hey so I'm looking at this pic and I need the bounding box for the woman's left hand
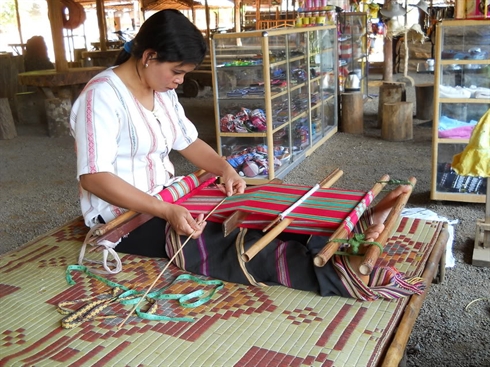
[219,169,246,196]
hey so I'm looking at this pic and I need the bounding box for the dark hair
[114,9,207,66]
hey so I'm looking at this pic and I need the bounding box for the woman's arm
[179,138,247,196]
[80,172,205,237]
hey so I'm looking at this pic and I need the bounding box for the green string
[64,264,224,323]
[377,179,414,191]
[332,233,383,256]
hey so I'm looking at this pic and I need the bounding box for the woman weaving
[71,9,420,301]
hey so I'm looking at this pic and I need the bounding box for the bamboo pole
[241,168,344,262]
[313,174,390,267]
[359,176,417,275]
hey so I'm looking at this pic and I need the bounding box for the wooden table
[82,49,121,67]
[17,67,104,137]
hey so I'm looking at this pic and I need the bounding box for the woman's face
[145,60,197,92]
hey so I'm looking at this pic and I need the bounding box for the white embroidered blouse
[70,68,198,227]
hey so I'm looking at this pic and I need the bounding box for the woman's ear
[142,50,157,65]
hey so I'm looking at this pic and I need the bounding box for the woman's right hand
[163,204,206,239]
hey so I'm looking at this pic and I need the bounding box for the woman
[71,9,246,254]
[71,10,421,301]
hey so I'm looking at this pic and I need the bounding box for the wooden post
[234,0,241,33]
[46,0,68,72]
[96,0,108,52]
[377,81,406,128]
[383,35,393,81]
[341,92,363,134]
[415,83,434,120]
[381,102,413,141]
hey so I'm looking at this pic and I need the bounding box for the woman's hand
[164,205,206,238]
[179,139,246,196]
[363,223,385,243]
[219,168,246,196]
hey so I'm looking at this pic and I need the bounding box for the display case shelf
[431,19,490,203]
[210,26,338,184]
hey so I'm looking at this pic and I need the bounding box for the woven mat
[0,217,444,367]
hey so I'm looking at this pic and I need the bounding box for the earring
[144,63,148,68]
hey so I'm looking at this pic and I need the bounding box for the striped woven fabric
[181,184,374,236]
[154,172,216,204]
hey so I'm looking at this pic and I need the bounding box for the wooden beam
[234,0,241,33]
[46,0,68,72]
[14,0,23,48]
[205,0,211,41]
[96,0,108,52]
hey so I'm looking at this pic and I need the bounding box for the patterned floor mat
[0,217,444,367]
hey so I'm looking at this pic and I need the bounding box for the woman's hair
[114,9,207,66]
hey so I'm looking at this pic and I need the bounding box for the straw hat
[410,0,429,15]
[380,0,407,18]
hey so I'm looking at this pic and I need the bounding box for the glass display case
[338,12,369,96]
[210,26,338,184]
[431,20,490,203]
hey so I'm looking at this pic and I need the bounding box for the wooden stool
[341,92,364,134]
[377,82,406,128]
[415,83,434,120]
[381,102,413,141]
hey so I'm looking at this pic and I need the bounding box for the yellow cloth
[452,108,490,177]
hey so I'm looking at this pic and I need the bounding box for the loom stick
[262,180,322,232]
[89,170,215,244]
[313,174,390,267]
[222,178,283,236]
[117,196,228,329]
[241,168,344,262]
[359,177,416,275]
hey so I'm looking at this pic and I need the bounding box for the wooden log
[44,98,71,137]
[377,81,406,128]
[381,102,413,142]
[0,98,17,140]
[341,92,363,134]
[415,83,434,120]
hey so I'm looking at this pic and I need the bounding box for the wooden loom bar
[241,168,344,262]
[381,223,449,367]
[313,174,390,267]
[359,177,417,275]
